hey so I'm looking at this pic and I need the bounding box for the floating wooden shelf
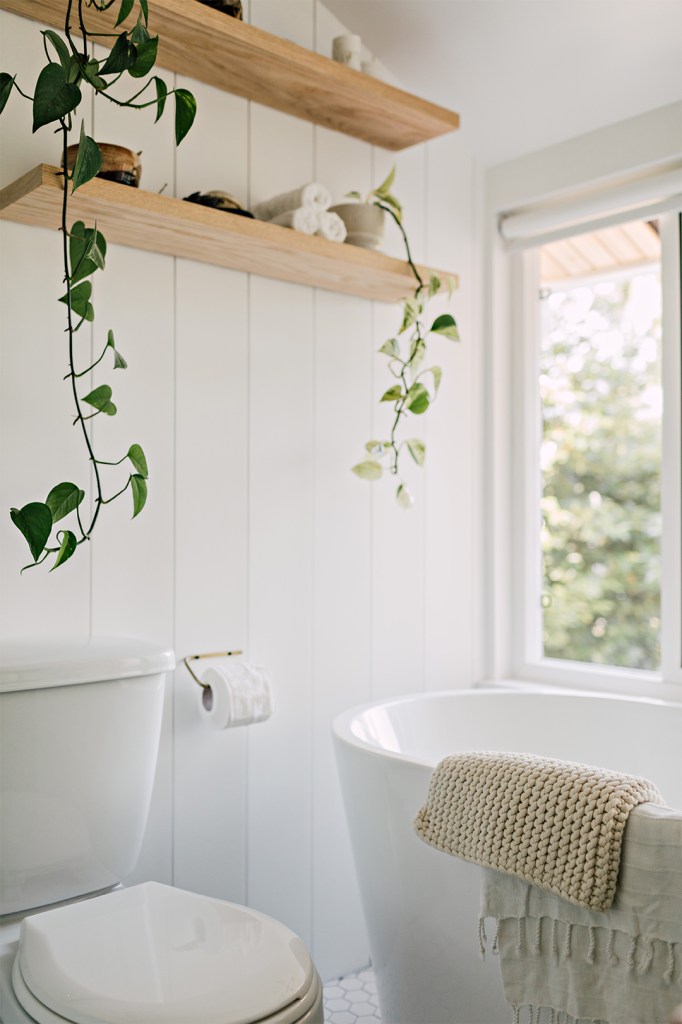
[0,0,460,151]
[0,166,456,303]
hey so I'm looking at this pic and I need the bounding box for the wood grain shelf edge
[0,166,458,303]
[0,0,460,151]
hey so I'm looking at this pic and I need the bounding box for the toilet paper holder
[183,650,243,689]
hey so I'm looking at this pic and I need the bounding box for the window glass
[539,220,662,669]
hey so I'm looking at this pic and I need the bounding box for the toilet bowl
[2,883,323,1024]
[10,884,323,1024]
[0,640,323,1024]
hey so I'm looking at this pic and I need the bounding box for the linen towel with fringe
[479,802,682,1024]
[413,750,663,910]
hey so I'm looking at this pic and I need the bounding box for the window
[503,202,681,692]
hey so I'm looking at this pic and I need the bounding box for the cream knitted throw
[413,751,663,911]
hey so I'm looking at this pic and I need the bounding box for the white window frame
[659,211,682,687]
[484,135,682,700]
[510,213,681,696]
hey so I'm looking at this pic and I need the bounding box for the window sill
[486,658,682,705]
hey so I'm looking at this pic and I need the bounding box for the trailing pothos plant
[350,168,459,508]
[0,0,196,571]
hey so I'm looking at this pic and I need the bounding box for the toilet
[0,638,323,1024]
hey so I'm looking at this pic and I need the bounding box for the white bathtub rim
[332,682,682,771]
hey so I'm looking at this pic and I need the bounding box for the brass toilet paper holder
[183,650,243,690]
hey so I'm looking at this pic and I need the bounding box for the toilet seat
[14,882,321,1024]
[13,957,74,1024]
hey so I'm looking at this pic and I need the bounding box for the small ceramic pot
[329,203,385,250]
[332,34,362,71]
[63,143,141,187]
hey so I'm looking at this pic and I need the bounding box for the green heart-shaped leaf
[404,382,430,415]
[430,313,460,341]
[10,502,52,561]
[70,222,107,284]
[71,122,102,192]
[428,274,441,298]
[129,35,158,78]
[174,88,196,145]
[431,366,443,393]
[99,33,135,75]
[379,337,400,358]
[405,438,426,466]
[115,0,135,27]
[127,443,148,478]
[130,12,150,45]
[130,474,147,517]
[45,482,84,523]
[396,483,414,509]
[65,56,81,84]
[59,280,94,321]
[380,385,403,403]
[352,460,383,481]
[51,530,78,571]
[32,62,81,132]
[83,384,117,415]
[373,166,395,198]
[81,59,106,91]
[107,329,127,369]
[153,75,167,123]
[41,30,71,73]
[0,73,14,116]
[399,297,420,334]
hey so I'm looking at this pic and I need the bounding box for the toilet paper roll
[198,663,273,730]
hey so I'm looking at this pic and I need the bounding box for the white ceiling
[322,0,682,166]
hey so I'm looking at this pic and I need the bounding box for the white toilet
[0,638,324,1024]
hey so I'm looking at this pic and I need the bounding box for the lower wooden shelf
[0,165,457,303]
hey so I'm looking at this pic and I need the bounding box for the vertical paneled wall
[0,1,480,979]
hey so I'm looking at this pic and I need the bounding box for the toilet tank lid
[0,637,175,692]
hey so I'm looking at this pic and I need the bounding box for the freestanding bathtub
[333,686,682,1024]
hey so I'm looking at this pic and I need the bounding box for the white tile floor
[323,966,382,1023]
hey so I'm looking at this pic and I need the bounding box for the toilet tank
[0,637,175,916]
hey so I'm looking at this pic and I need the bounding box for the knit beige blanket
[413,751,663,911]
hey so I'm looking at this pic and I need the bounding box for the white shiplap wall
[0,0,481,978]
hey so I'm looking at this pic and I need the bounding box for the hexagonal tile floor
[323,967,382,1023]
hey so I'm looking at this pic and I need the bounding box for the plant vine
[350,168,459,507]
[0,0,196,571]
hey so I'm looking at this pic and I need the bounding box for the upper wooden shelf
[0,0,460,151]
[0,166,456,303]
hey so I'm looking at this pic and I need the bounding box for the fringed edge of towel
[479,917,499,959]
[510,1009,609,1024]
[478,916,679,983]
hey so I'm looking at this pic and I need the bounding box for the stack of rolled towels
[252,183,347,243]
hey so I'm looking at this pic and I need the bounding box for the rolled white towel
[269,207,320,235]
[316,210,347,243]
[252,183,331,221]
